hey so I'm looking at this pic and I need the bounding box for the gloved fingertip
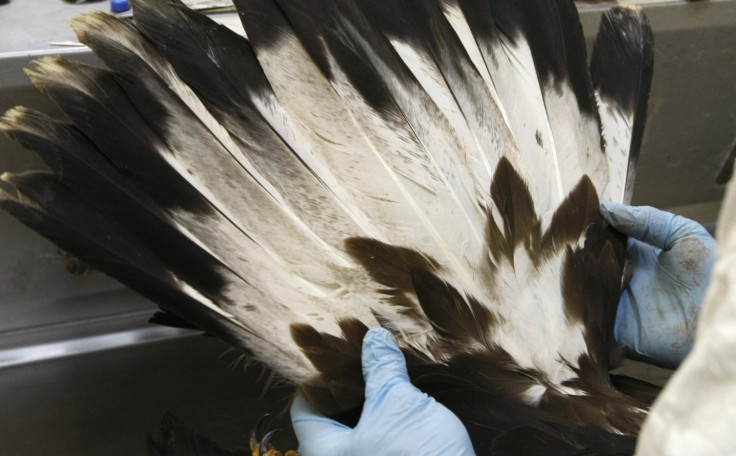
[600,201,635,229]
[361,328,410,399]
[362,328,405,371]
[600,200,624,215]
[363,327,395,346]
[602,204,682,249]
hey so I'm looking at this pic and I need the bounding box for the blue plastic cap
[111,0,131,13]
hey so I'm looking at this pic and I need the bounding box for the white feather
[596,94,633,203]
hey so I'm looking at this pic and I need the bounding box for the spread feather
[0,0,655,453]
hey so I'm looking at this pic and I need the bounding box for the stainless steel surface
[0,322,191,369]
[0,1,106,56]
[0,335,298,455]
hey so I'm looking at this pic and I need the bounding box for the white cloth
[636,168,736,455]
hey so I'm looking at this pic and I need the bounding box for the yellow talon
[249,415,298,456]
[252,442,299,456]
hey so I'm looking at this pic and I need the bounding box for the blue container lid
[110,0,131,13]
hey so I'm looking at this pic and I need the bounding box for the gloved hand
[600,202,717,369]
[290,327,475,456]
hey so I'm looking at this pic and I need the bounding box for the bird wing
[0,0,654,447]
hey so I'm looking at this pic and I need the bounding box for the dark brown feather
[489,157,541,266]
[290,319,368,414]
[411,269,498,347]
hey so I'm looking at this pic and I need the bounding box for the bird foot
[250,414,298,456]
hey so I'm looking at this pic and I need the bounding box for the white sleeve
[635,167,736,456]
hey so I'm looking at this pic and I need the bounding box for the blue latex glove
[600,202,716,369]
[291,328,475,456]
